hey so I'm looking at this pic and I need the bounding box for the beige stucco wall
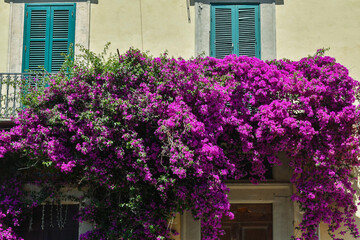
[320,222,359,240]
[169,213,181,240]
[276,0,360,81]
[90,0,195,59]
[0,2,9,72]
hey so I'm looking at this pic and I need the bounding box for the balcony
[0,73,49,121]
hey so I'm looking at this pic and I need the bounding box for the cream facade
[0,1,9,72]
[276,0,360,81]
[1,0,360,239]
[90,0,195,58]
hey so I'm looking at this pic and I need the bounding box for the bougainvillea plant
[0,47,359,240]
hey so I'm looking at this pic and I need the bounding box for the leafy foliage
[0,47,360,240]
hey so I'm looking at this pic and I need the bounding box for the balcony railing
[0,73,50,119]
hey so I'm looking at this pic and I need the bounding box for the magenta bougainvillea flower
[0,49,359,240]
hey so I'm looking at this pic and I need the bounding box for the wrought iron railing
[0,73,51,119]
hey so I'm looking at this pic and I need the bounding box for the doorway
[220,204,273,240]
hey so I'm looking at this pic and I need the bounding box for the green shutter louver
[29,10,47,39]
[212,7,233,59]
[210,5,260,59]
[238,7,259,58]
[50,8,75,72]
[23,4,76,73]
[25,8,49,72]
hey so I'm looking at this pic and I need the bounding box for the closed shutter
[210,5,260,59]
[211,6,233,59]
[238,6,260,58]
[50,7,75,72]
[23,7,50,72]
[23,4,76,73]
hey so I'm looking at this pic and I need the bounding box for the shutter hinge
[72,11,74,17]
[26,11,28,17]
[25,45,27,52]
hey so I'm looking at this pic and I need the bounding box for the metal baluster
[12,74,17,117]
[5,74,10,118]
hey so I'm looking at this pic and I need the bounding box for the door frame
[181,183,294,240]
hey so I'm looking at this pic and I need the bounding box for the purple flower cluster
[0,49,359,239]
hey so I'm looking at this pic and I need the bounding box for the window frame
[195,0,276,60]
[22,3,76,73]
[210,4,261,59]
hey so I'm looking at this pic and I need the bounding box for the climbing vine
[0,47,359,240]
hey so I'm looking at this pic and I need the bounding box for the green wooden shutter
[210,5,260,59]
[23,4,75,73]
[50,6,75,72]
[237,5,260,58]
[211,6,233,58]
[23,7,50,72]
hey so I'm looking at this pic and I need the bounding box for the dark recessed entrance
[19,204,79,240]
[220,203,273,240]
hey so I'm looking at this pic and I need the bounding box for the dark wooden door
[20,204,79,240]
[219,204,272,240]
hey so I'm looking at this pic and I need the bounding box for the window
[210,5,260,59]
[195,1,276,60]
[22,4,76,73]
